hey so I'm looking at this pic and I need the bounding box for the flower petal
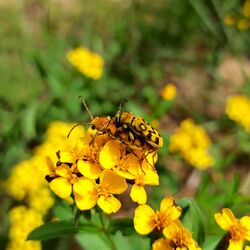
[100,169,128,194]
[240,216,250,241]
[50,177,72,199]
[97,195,121,214]
[228,239,243,250]
[59,151,75,163]
[55,164,71,178]
[99,140,121,169]
[142,169,159,185]
[152,238,172,250]
[160,196,174,211]
[77,159,102,179]
[214,208,236,231]
[130,184,147,204]
[73,178,97,210]
[134,204,155,235]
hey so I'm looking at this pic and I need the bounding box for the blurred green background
[1,0,250,249]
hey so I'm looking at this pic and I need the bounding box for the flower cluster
[134,196,201,250]
[224,0,250,30]
[226,95,250,132]
[160,83,177,101]
[169,119,214,169]
[214,208,250,250]
[4,121,83,250]
[44,116,160,214]
[6,206,43,250]
[66,47,104,80]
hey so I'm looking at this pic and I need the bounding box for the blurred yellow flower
[66,47,104,80]
[243,0,250,18]
[169,119,214,169]
[160,83,177,101]
[214,208,250,250]
[6,206,43,250]
[134,196,181,235]
[226,95,250,132]
[224,14,236,26]
[5,159,46,201]
[237,18,250,30]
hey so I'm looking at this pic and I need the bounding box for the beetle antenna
[118,99,128,113]
[67,122,90,138]
[79,96,94,121]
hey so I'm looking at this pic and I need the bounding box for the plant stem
[99,212,117,250]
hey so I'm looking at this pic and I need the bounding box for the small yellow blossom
[214,208,250,250]
[243,0,250,18]
[6,206,43,250]
[169,119,214,169]
[73,169,128,213]
[28,187,54,215]
[226,95,250,132]
[5,159,46,201]
[35,121,85,165]
[237,18,250,30]
[155,220,201,250]
[160,83,177,101]
[134,196,182,235]
[224,14,236,26]
[66,47,104,80]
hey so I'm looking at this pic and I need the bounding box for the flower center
[154,211,167,230]
[229,222,246,241]
[97,184,111,198]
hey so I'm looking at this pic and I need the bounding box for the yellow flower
[5,159,46,200]
[66,47,104,80]
[49,163,79,199]
[237,18,250,30]
[73,169,128,214]
[243,0,250,18]
[226,95,250,132]
[224,14,236,26]
[169,119,214,169]
[35,121,85,165]
[134,196,182,235]
[130,157,159,204]
[59,136,103,179]
[28,187,54,215]
[6,206,43,250]
[162,220,201,250]
[214,208,250,250]
[160,83,177,101]
[152,238,172,250]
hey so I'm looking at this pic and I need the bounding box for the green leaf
[53,202,74,221]
[27,221,79,241]
[178,198,205,246]
[107,218,135,236]
[112,231,150,250]
[76,233,111,250]
[27,220,100,241]
[203,234,225,250]
[188,0,219,39]
[21,102,38,140]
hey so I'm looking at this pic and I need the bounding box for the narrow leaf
[203,234,225,250]
[27,221,79,241]
[178,198,205,246]
[107,218,135,236]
